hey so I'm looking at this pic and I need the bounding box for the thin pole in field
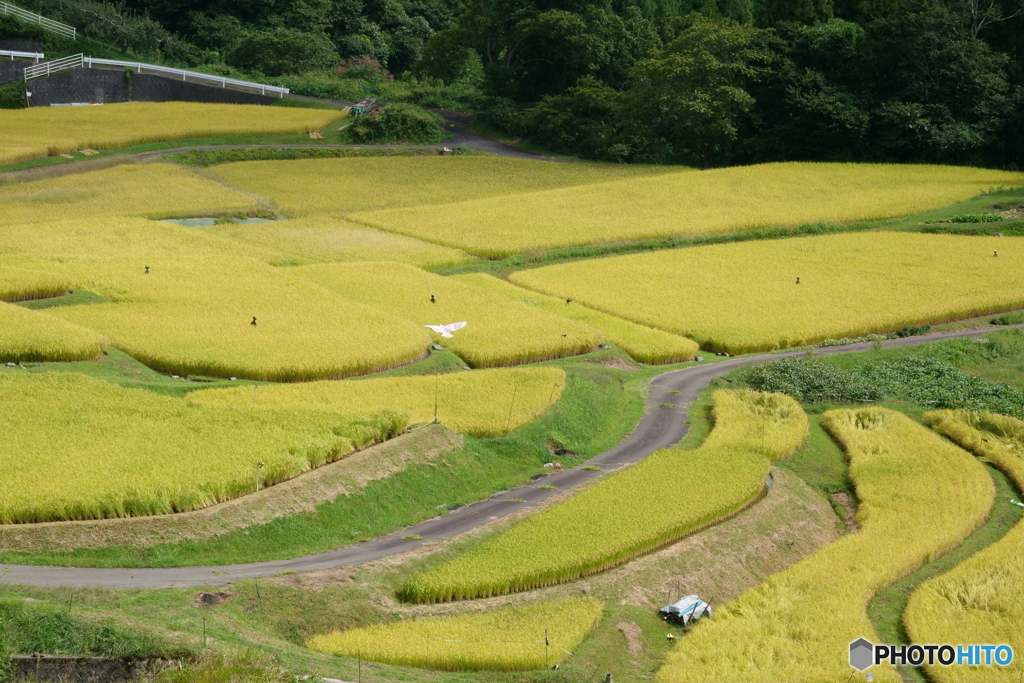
[434,371,439,423]
[549,382,560,407]
[545,629,549,669]
[505,384,519,433]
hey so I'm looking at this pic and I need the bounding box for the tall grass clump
[511,232,1024,354]
[451,274,698,364]
[190,367,565,437]
[307,598,602,671]
[400,390,806,603]
[904,410,1024,682]
[656,408,992,683]
[295,262,600,367]
[0,372,407,523]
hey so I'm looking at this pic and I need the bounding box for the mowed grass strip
[211,156,674,216]
[510,232,1024,354]
[0,265,70,302]
[906,410,1024,683]
[200,214,474,269]
[452,274,698,364]
[48,259,430,381]
[295,262,600,367]
[0,372,406,523]
[189,367,565,437]
[306,597,603,671]
[400,390,806,603]
[0,303,104,363]
[0,163,257,226]
[351,162,1023,256]
[657,408,993,683]
[0,102,343,164]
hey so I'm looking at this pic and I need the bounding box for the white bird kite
[425,322,467,338]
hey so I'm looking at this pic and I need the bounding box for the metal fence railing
[21,54,288,97]
[0,1,76,39]
[0,49,43,61]
[82,57,289,96]
[23,52,81,79]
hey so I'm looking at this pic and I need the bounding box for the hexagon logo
[850,638,874,671]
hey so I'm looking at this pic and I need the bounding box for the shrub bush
[992,311,1024,325]
[228,28,339,77]
[349,103,448,143]
[0,81,26,110]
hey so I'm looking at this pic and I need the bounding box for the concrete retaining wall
[28,67,275,106]
[0,38,44,53]
[0,59,27,86]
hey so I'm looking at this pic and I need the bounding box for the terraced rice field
[0,102,343,164]
[510,232,1024,353]
[657,408,993,683]
[400,390,806,603]
[189,367,565,437]
[0,303,104,363]
[452,274,698,364]
[0,163,257,226]
[0,372,406,523]
[46,259,430,381]
[0,265,70,302]
[295,262,600,367]
[351,163,1023,256]
[200,215,474,269]
[307,598,603,671]
[906,410,1024,682]
[211,156,673,216]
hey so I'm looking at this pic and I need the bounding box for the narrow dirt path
[1,324,1021,588]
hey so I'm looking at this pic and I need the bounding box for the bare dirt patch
[830,491,859,533]
[616,621,643,657]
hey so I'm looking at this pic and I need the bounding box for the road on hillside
[131,109,563,163]
[2,323,1019,589]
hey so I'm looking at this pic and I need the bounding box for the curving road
[1,324,1021,589]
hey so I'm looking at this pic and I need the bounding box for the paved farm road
[2,325,1020,589]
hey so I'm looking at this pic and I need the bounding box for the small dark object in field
[993,204,1003,210]
[251,316,257,326]
[430,294,436,303]
[198,592,231,605]
[995,250,999,256]
[144,265,149,274]
[566,298,572,304]
[716,351,730,357]
[796,276,801,284]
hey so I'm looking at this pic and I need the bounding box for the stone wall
[0,38,44,53]
[11,656,175,683]
[0,59,27,86]
[28,67,276,106]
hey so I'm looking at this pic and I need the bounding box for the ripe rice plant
[0,264,70,302]
[294,262,600,367]
[0,102,343,164]
[657,408,993,683]
[452,274,698,364]
[0,302,103,362]
[904,410,1024,682]
[212,156,673,217]
[0,163,258,226]
[399,390,807,603]
[306,597,603,671]
[48,258,430,381]
[510,232,1024,354]
[200,214,474,269]
[189,367,565,437]
[0,372,406,523]
[352,162,1023,256]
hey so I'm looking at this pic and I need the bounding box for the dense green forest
[6,0,1024,168]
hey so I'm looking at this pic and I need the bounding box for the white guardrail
[86,57,288,96]
[22,52,80,79]
[0,1,75,39]
[1,49,43,61]
[23,54,289,96]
